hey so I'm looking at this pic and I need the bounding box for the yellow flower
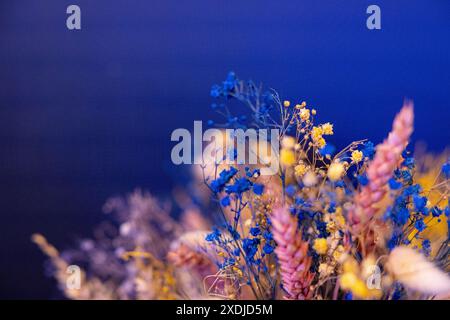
[340,272,358,290]
[316,137,326,148]
[311,126,323,140]
[327,162,345,181]
[283,100,290,107]
[326,221,337,233]
[313,238,328,255]
[299,108,310,121]
[280,149,296,166]
[351,150,363,163]
[343,258,359,274]
[294,163,308,177]
[333,245,345,261]
[334,212,346,227]
[351,278,370,299]
[321,123,334,135]
[340,272,370,299]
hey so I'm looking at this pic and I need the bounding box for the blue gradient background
[0,1,449,298]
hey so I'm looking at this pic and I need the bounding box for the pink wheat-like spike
[271,207,314,300]
[350,101,414,228]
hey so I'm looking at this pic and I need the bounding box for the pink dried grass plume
[271,207,314,300]
[350,101,414,228]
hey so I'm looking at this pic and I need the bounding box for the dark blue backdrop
[0,0,449,298]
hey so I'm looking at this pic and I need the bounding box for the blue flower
[253,183,264,195]
[402,157,415,169]
[404,184,421,196]
[413,195,427,212]
[328,202,336,213]
[225,177,252,195]
[242,238,260,263]
[344,292,353,300]
[414,219,426,232]
[335,180,345,188]
[285,185,296,197]
[263,243,274,254]
[210,84,221,98]
[210,167,238,193]
[263,231,273,241]
[206,227,221,242]
[422,239,431,256]
[250,227,261,236]
[362,141,375,159]
[220,196,231,207]
[442,161,450,178]
[358,174,369,186]
[395,208,410,225]
[431,207,442,217]
[401,170,413,184]
[226,224,241,240]
[295,196,305,206]
[388,178,402,190]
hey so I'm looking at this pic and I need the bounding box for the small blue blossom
[358,174,369,186]
[263,243,274,255]
[413,195,427,212]
[242,238,260,263]
[250,227,261,236]
[210,167,238,193]
[253,183,264,195]
[362,141,375,159]
[442,161,450,178]
[402,157,415,169]
[422,239,431,256]
[396,208,410,225]
[206,227,221,242]
[225,177,252,195]
[285,185,296,197]
[414,219,426,232]
[388,178,402,190]
[431,207,442,217]
[263,231,273,241]
[220,196,231,207]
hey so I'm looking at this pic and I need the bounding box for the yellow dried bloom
[340,272,357,289]
[316,137,326,148]
[343,258,359,274]
[321,123,334,135]
[333,245,345,261]
[340,272,370,299]
[294,163,308,177]
[351,150,363,163]
[280,149,296,166]
[327,162,345,181]
[283,100,290,107]
[313,238,328,255]
[299,108,310,121]
[311,126,323,141]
